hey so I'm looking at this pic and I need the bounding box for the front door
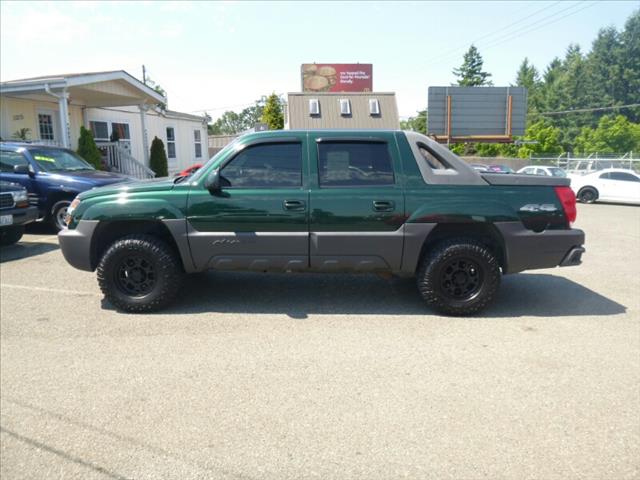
[307,133,405,272]
[186,138,309,272]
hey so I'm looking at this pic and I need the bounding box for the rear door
[186,137,310,272]
[307,133,405,272]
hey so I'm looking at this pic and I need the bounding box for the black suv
[0,181,38,245]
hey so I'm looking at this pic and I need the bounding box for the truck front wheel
[97,234,184,313]
[417,238,501,316]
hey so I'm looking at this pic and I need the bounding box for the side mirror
[14,164,34,177]
[204,169,221,193]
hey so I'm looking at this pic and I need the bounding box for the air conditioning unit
[369,98,380,115]
[339,99,351,116]
[309,99,320,116]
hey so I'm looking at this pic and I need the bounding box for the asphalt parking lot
[1,203,639,480]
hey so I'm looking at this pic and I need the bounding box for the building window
[318,141,395,187]
[38,114,54,140]
[89,121,109,141]
[194,130,202,158]
[339,99,351,116]
[309,99,320,116]
[111,122,130,141]
[369,98,380,116]
[166,127,176,159]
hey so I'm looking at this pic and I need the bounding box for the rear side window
[0,150,29,172]
[418,145,450,170]
[221,143,302,188]
[608,172,640,182]
[318,141,394,187]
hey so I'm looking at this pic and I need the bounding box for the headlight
[65,197,81,225]
[11,190,28,203]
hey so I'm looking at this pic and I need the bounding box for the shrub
[149,136,168,177]
[77,126,102,169]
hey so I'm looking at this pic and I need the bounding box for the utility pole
[142,65,147,85]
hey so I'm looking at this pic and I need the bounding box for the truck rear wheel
[417,238,501,316]
[97,234,184,313]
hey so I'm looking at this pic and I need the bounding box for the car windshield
[549,167,567,177]
[29,148,95,172]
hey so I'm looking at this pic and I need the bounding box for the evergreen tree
[77,126,102,170]
[149,136,168,177]
[452,45,493,86]
[260,93,284,130]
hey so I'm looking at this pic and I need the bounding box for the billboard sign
[301,64,372,92]
[427,86,527,141]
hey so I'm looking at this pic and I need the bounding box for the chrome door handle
[283,200,306,211]
[372,200,395,212]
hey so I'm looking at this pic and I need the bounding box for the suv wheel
[51,200,71,231]
[97,234,184,313]
[0,226,25,246]
[417,238,501,316]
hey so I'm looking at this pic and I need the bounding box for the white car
[570,168,640,205]
[517,165,567,177]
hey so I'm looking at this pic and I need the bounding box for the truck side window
[221,143,302,188]
[318,142,394,187]
[0,150,29,172]
[418,145,449,170]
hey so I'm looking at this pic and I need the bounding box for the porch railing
[98,142,155,179]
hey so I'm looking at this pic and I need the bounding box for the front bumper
[495,222,585,274]
[0,206,38,227]
[58,220,99,271]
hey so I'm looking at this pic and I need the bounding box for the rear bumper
[57,220,98,271]
[495,222,585,274]
[0,206,38,227]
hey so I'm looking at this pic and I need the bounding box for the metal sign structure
[427,86,527,143]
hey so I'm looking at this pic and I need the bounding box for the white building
[0,71,208,177]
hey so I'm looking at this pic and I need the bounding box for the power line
[539,103,640,115]
[423,1,563,67]
[425,1,595,70]
[479,1,598,52]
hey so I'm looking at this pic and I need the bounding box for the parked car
[518,165,567,177]
[0,181,38,245]
[0,143,131,231]
[470,163,489,172]
[487,164,514,174]
[570,168,640,205]
[175,163,203,177]
[59,130,585,316]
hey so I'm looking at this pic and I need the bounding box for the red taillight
[554,186,577,224]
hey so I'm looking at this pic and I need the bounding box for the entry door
[308,134,405,272]
[36,110,58,143]
[186,139,309,272]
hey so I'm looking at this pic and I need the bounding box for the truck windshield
[30,149,95,172]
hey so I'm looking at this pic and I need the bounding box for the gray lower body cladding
[495,222,585,274]
[57,220,99,271]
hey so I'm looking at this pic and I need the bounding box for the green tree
[149,136,168,177]
[400,110,427,133]
[452,44,493,86]
[77,126,102,170]
[260,93,284,130]
[144,75,168,111]
[209,97,268,134]
[574,115,640,154]
[516,120,564,158]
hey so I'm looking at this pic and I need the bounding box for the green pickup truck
[59,130,585,315]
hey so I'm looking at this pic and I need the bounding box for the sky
[1,1,637,120]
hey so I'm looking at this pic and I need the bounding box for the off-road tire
[97,234,184,313]
[0,226,24,246]
[577,187,598,204]
[417,238,501,316]
[51,200,71,231]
